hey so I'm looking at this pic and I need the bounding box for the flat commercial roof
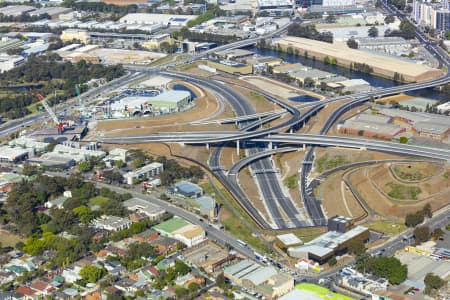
[154,217,190,234]
[276,37,442,82]
[277,233,302,246]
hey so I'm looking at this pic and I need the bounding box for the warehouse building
[28,153,76,170]
[123,198,166,221]
[0,5,36,17]
[28,7,72,19]
[119,13,196,27]
[172,181,203,198]
[224,260,294,299]
[124,162,164,185]
[288,221,369,264]
[207,59,252,75]
[153,217,206,247]
[0,146,30,163]
[337,113,406,140]
[110,90,191,117]
[377,108,450,139]
[60,29,91,44]
[0,54,25,73]
[276,233,303,251]
[275,37,442,82]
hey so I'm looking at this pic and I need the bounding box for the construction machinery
[35,93,71,134]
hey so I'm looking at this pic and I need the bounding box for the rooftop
[277,233,303,246]
[276,37,442,81]
[154,217,190,234]
[174,181,202,193]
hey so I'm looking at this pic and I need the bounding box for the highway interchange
[0,1,448,266]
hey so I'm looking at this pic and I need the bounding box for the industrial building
[355,37,413,56]
[52,144,106,162]
[288,217,369,264]
[0,54,25,73]
[276,233,303,250]
[337,113,406,140]
[193,196,217,219]
[0,5,36,17]
[0,146,30,163]
[27,153,76,170]
[28,7,72,19]
[8,137,49,152]
[377,108,450,140]
[124,162,164,185]
[153,217,206,247]
[172,181,203,198]
[273,63,346,85]
[275,37,442,82]
[119,13,196,27]
[60,29,91,44]
[109,90,192,117]
[207,59,253,75]
[123,198,166,221]
[224,260,294,299]
[92,216,132,232]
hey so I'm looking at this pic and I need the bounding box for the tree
[414,226,430,244]
[80,265,106,283]
[368,26,379,38]
[115,159,125,169]
[188,282,200,295]
[328,256,337,266]
[432,228,444,239]
[384,15,395,24]
[22,164,38,176]
[422,203,432,218]
[356,256,407,284]
[175,286,189,299]
[399,136,408,144]
[405,211,424,227]
[73,205,95,224]
[348,240,366,255]
[424,273,446,295]
[174,260,190,276]
[78,161,92,173]
[347,38,358,49]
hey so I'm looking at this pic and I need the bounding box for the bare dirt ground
[311,147,406,177]
[321,171,366,220]
[298,100,353,134]
[370,163,450,201]
[375,94,414,104]
[220,146,240,170]
[233,85,279,113]
[97,85,236,135]
[348,163,450,218]
[238,167,271,221]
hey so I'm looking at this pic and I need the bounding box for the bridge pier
[206,143,209,150]
[268,141,273,150]
[290,127,293,134]
[236,140,240,155]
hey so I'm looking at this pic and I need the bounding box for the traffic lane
[100,183,255,258]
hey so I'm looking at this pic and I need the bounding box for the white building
[119,13,196,27]
[0,146,30,162]
[0,54,25,73]
[105,148,128,162]
[124,162,164,185]
[52,144,106,162]
[92,215,132,232]
[123,198,166,221]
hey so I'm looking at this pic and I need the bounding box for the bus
[237,240,247,247]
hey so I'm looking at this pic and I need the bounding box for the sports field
[295,283,354,300]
